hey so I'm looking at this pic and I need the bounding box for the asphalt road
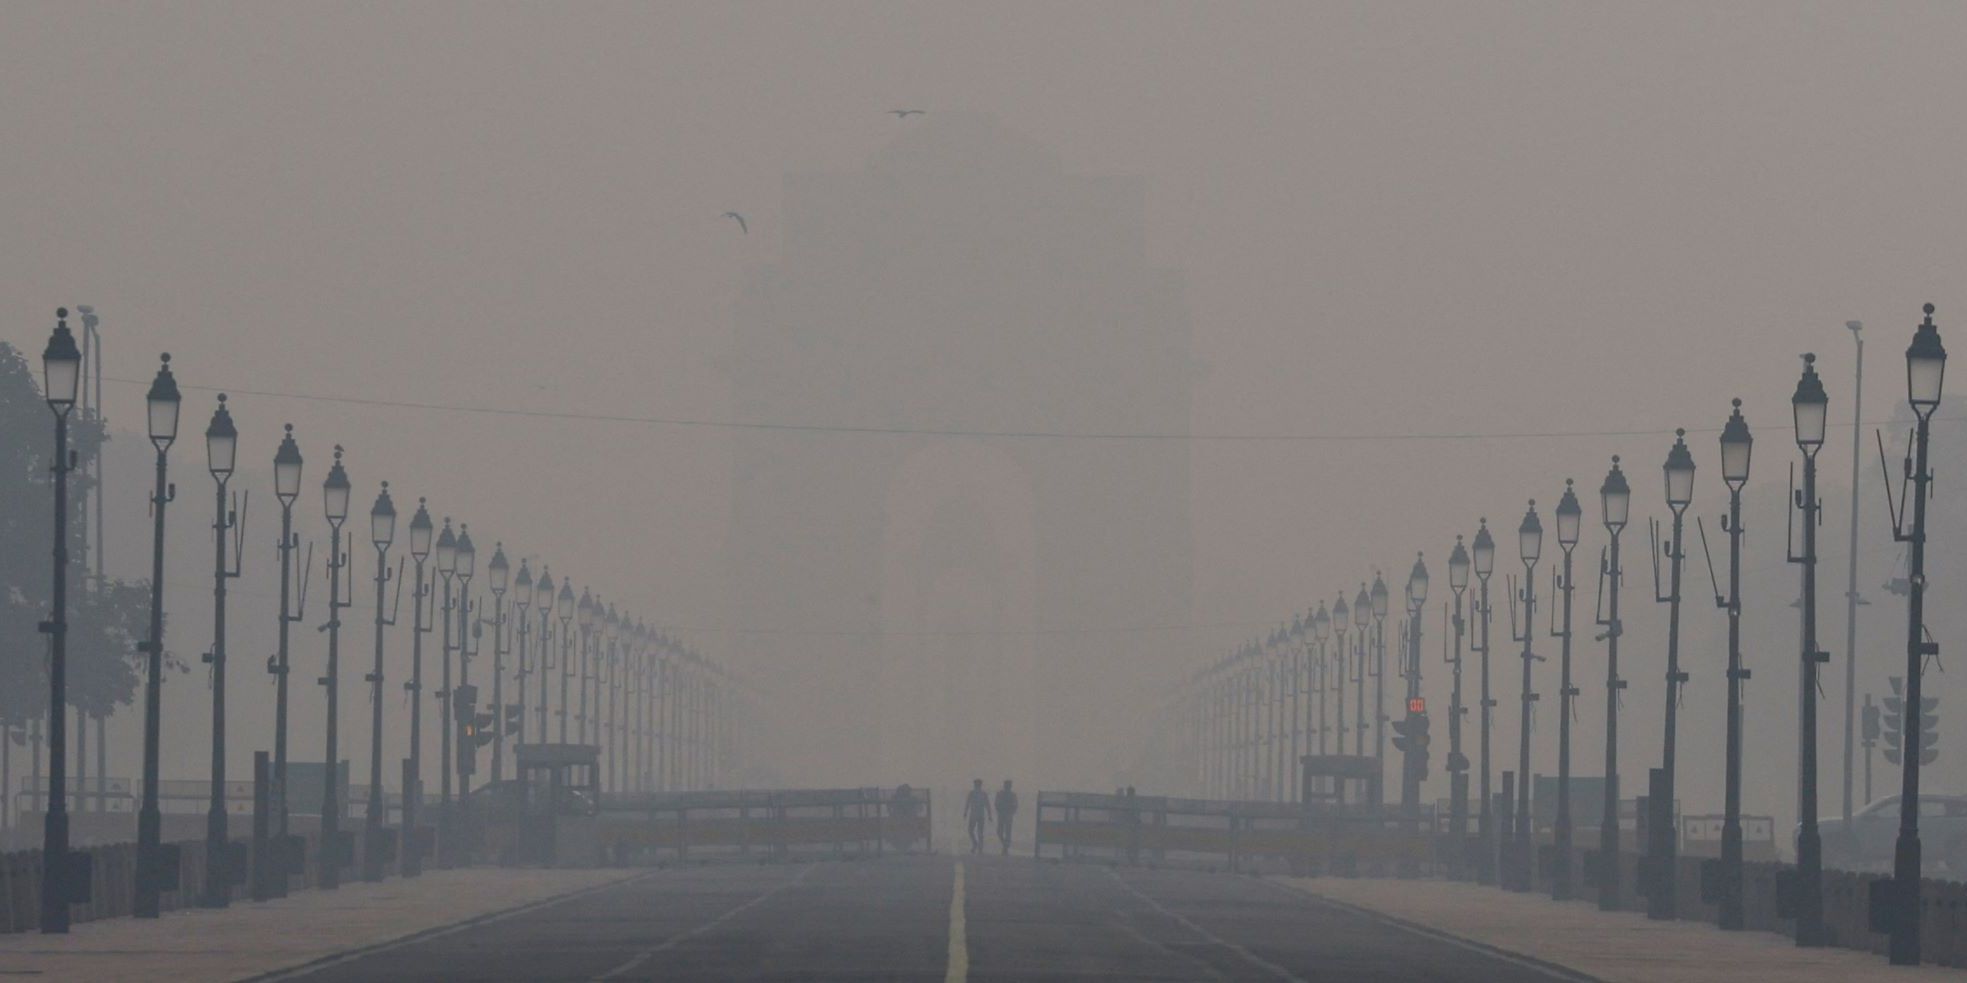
[267,855,1593,982]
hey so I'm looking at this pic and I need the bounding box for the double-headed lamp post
[1887,305,1946,966]
[1596,456,1630,911]
[134,353,180,919]
[1648,430,1696,921]
[1551,481,1581,901]
[362,483,396,883]
[1789,353,1829,946]
[402,499,432,877]
[1446,537,1471,860]
[1511,501,1542,892]
[202,394,242,907]
[38,311,81,933]
[318,447,352,890]
[1715,399,1753,931]
[1471,519,1497,885]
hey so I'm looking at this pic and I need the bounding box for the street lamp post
[1353,585,1370,792]
[1789,353,1829,946]
[270,427,303,857]
[1596,457,1630,912]
[1716,399,1753,931]
[1551,481,1581,901]
[1885,304,1946,966]
[1311,605,1330,761]
[605,604,620,793]
[578,590,596,746]
[1332,594,1349,763]
[1398,555,1429,829]
[454,528,478,810]
[486,545,509,784]
[402,500,432,877]
[1647,429,1696,921]
[361,483,397,883]
[134,353,179,919]
[433,519,457,866]
[318,446,352,891]
[557,581,575,743]
[535,568,555,744]
[201,394,243,907]
[1372,574,1390,804]
[1842,321,1866,827]
[38,311,82,933]
[514,561,533,759]
[1510,501,1542,892]
[1471,519,1497,885]
[1447,538,1471,866]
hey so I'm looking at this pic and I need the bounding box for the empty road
[262,855,1590,982]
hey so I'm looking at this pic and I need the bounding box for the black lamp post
[1352,584,1371,780]
[1647,429,1696,921]
[1551,481,1581,901]
[1510,501,1542,892]
[1715,399,1754,930]
[201,394,243,907]
[1446,537,1471,862]
[1311,604,1330,759]
[514,560,533,758]
[1372,573,1390,803]
[1332,594,1350,761]
[318,446,352,890]
[361,482,396,883]
[134,353,179,919]
[578,589,596,745]
[535,567,555,744]
[557,580,575,743]
[454,526,477,806]
[1398,554,1428,829]
[271,426,303,852]
[402,499,432,877]
[1886,304,1946,966]
[605,603,621,792]
[1789,353,1829,946]
[1471,519,1496,885]
[487,544,509,784]
[38,311,81,933]
[433,518,457,865]
[1596,456,1630,912]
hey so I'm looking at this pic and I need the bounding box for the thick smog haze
[0,3,1965,977]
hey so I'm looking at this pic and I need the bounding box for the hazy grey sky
[4,2,1964,796]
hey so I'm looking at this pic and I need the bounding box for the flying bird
[888,109,925,119]
[722,211,748,234]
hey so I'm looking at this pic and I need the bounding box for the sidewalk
[1276,876,1962,981]
[0,866,639,982]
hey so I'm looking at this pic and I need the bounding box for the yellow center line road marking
[945,860,968,983]
[590,864,818,982]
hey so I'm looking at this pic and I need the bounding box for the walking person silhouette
[994,780,1019,855]
[963,778,992,855]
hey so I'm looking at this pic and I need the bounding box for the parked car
[1816,794,1967,873]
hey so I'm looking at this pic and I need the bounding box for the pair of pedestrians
[963,778,1018,855]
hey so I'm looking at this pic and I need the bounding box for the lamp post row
[27,312,742,932]
[1175,305,1945,961]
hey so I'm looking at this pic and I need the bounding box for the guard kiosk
[509,743,600,865]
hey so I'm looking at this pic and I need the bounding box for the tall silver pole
[1842,321,1864,821]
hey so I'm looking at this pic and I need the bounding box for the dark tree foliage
[0,342,151,729]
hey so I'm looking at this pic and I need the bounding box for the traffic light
[1862,696,1881,744]
[1883,676,1939,767]
[474,712,497,746]
[504,703,523,736]
[1392,712,1432,779]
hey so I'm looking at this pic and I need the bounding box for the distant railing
[1034,791,1433,874]
[588,787,933,862]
